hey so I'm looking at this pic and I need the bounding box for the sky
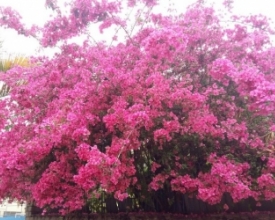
[0,0,275,57]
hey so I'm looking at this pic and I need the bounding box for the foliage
[0,56,30,97]
[0,56,30,72]
[1,0,275,215]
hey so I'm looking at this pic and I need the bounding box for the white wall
[0,200,26,217]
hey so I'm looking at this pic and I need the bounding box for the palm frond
[0,56,30,97]
[0,56,30,72]
[0,83,10,97]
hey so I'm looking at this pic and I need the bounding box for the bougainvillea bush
[1,0,275,215]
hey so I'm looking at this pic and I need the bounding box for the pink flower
[223,204,229,211]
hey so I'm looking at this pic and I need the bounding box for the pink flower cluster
[1,0,275,215]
